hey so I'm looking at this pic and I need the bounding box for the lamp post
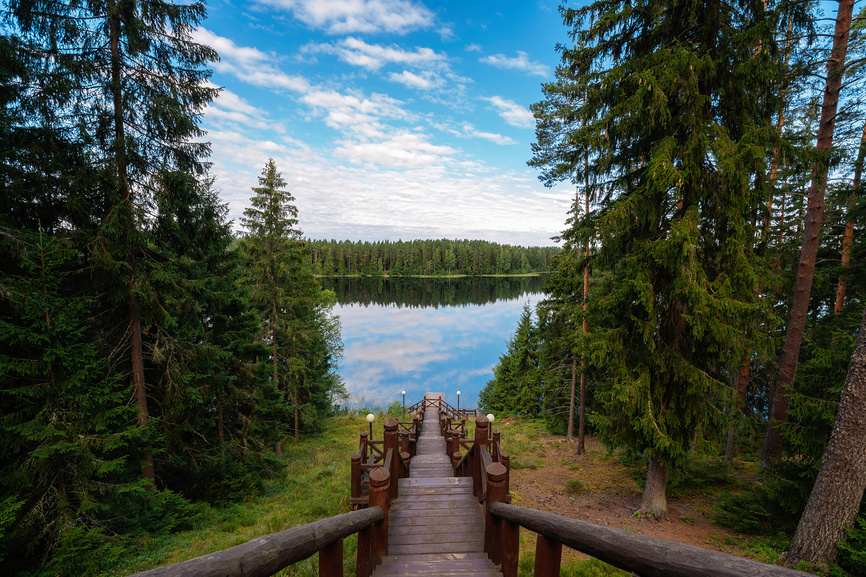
[487,413,495,424]
[456,391,460,414]
[402,390,406,414]
[366,413,375,440]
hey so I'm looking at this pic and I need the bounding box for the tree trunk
[761,0,854,468]
[577,183,590,455]
[726,361,750,464]
[568,354,576,441]
[638,457,668,521]
[834,119,866,316]
[786,307,866,568]
[109,0,152,482]
[272,300,281,459]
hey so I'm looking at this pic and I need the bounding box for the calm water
[320,277,546,410]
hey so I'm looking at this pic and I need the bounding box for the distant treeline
[306,239,559,276]
[320,275,548,308]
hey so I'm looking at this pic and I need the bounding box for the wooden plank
[388,541,485,555]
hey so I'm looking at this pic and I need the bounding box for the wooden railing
[127,506,385,577]
[449,414,510,503]
[350,416,417,509]
[458,417,814,577]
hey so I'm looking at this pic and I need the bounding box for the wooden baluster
[360,431,368,463]
[351,453,362,509]
[485,462,508,568]
[368,468,390,569]
[534,534,562,577]
[319,539,343,577]
[492,431,501,461]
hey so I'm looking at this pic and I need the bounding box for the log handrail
[127,507,385,577]
[487,502,815,577]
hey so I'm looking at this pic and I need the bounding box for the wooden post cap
[370,467,390,487]
[486,462,507,482]
[383,418,399,431]
[360,431,368,439]
[351,453,361,462]
[475,414,490,428]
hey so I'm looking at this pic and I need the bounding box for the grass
[110,413,379,577]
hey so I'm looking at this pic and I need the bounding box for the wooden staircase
[372,405,502,577]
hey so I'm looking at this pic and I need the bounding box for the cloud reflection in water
[336,295,539,409]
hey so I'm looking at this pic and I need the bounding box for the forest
[0,2,345,575]
[481,0,866,574]
[306,238,559,276]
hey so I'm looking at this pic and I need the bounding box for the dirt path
[504,430,776,566]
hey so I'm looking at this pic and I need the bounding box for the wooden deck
[372,405,502,577]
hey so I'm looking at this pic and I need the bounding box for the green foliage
[241,159,346,443]
[835,512,866,577]
[479,304,542,418]
[307,238,558,276]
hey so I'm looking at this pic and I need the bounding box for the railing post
[400,430,409,455]
[452,451,461,474]
[383,418,399,500]
[360,431,368,463]
[501,451,511,499]
[475,414,490,448]
[319,539,343,577]
[534,534,562,577]
[485,462,508,568]
[368,468,390,570]
[351,453,362,509]
[401,451,410,479]
[473,415,489,498]
[492,431,501,460]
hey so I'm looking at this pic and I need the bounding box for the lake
[320,276,547,411]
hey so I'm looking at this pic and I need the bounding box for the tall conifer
[537,0,788,518]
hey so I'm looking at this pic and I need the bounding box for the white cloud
[255,0,435,34]
[465,43,482,53]
[387,70,443,90]
[482,96,535,128]
[431,120,515,145]
[305,37,449,72]
[479,50,550,77]
[193,28,311,93]
[335,131,458,168]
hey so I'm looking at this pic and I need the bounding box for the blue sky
[195,0,578,246]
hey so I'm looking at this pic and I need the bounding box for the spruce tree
[536,0,788,518]
[241,159,343,449]
[7,0,219,481]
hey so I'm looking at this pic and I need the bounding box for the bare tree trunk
[109,1,152,482]
[726,362,750,464]
[834,119,866,316]
[577,176,590,455]
[567,354,576,441]
[762,0,854,468]
[638,457,669,521]
[787,307,866,568]
[272,301,282,459]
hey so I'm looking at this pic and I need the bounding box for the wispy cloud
[192,28,311,92]
[254,0,435,35]
[304,37,449,72]
[479,50,550,77]
[482,96,535,128]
